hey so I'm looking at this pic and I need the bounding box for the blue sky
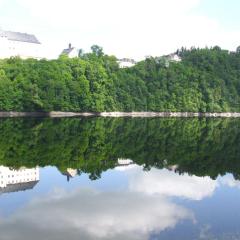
[0,0,239,59]
[196,0,240,30]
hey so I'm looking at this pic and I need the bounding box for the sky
[0,0,240,59]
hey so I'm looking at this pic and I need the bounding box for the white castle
[0,166,39,194]
[0,29,41,59]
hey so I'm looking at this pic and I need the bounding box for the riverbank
[1,111,240,118]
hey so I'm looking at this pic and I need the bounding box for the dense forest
[0,45,240,112]
[0,117,240,180]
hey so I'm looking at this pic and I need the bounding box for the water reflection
[127,167,217,200]
[0,166,195,240]
[1,164,240,239]
[0,166,39,194]
[0,117,240,180]
[0,117,240,239]
[62,168,80,181]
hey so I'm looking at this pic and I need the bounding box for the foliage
[0,46,240,112]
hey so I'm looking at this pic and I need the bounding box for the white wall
[118,60,136,68]
[0,37,10,58]
[171,54,181,62]
[0,37,41,59]
[68,48,79,58]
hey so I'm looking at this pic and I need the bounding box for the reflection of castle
[163,159,178,172]
[0,166,39,194]
[116,158,134,167]
[62,168,79,181]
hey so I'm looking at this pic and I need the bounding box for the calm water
[0,117,240,240]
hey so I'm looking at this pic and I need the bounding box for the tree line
[0,45,240,112]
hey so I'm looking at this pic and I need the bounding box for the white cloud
[128,167,218,200]
[0,188,194,240]
[1,0,240,59]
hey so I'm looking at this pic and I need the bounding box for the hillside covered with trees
[0,46,240,112]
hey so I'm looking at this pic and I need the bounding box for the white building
[163,53,181,66]
[0,29,41,59]
[117,58,136,68]
[0,166,39,193]
[164,53,181,62]
[60,43,79,58]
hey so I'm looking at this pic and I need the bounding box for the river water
[0,117,240,240]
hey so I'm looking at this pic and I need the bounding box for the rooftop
[61,43,78,56]
[0,30,40,44]
[61,48,75,55]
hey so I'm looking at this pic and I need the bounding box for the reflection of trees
[0,117,240,179]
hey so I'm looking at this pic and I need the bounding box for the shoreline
[1,111,240,118]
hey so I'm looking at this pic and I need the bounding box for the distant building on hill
[149,52,181,67]
[60,43,79,58]
[162,52,181,67]
[117,58,137,68]
[163,53,181,62]
[0,29,41,59]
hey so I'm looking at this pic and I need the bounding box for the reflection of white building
[115,159,135,171]
[117,58,136,68]
[166,165,178,172]
[0,166,39,194]
[0,29,41,59]
[62,168,79,181]
[117,158,134,166]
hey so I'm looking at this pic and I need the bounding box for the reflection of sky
[1,166,240,239]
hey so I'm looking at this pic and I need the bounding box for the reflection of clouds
[114,165,136,171]
[219,174,240,188]
[128,167,218,200]
[199,225,240,240]
[199,224,213,240]
[0,188,193,240]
